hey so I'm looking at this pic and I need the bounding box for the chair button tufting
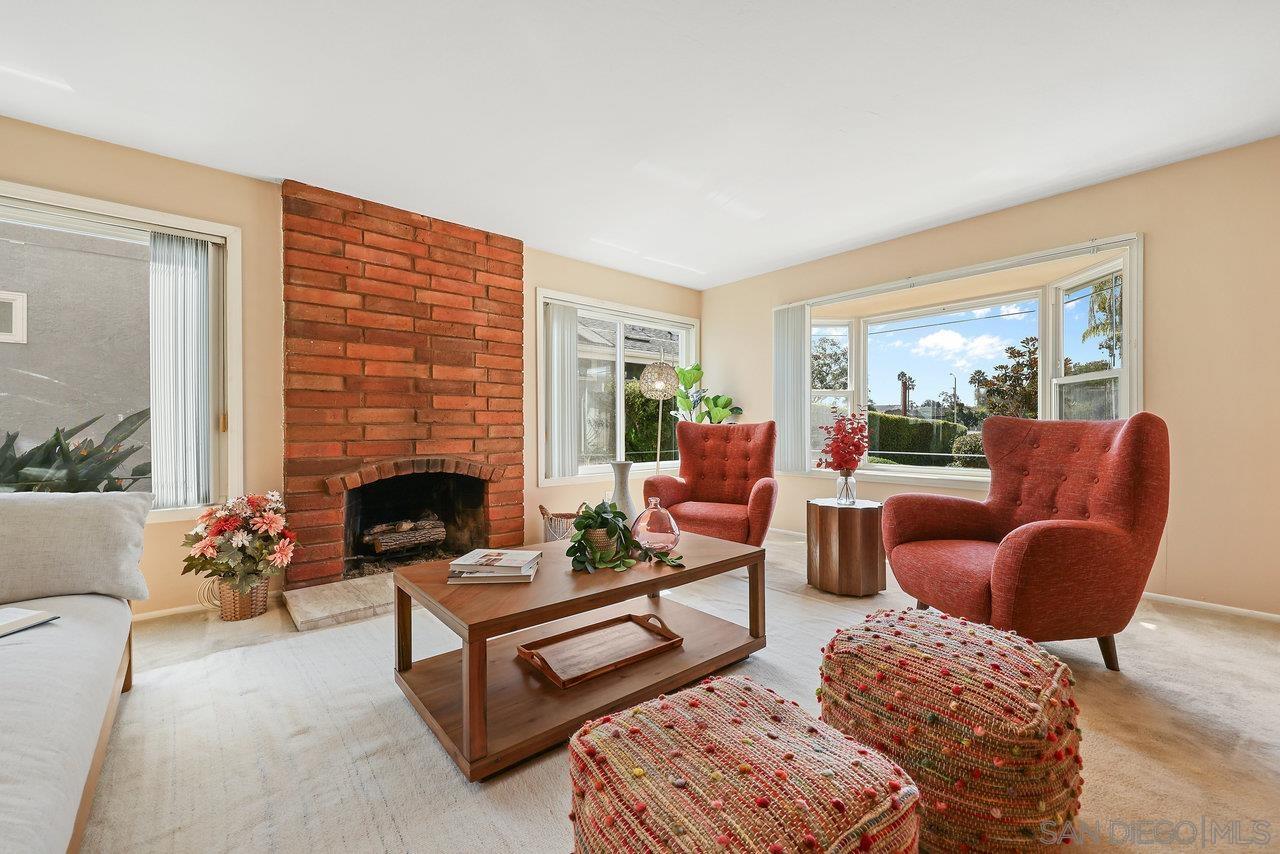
[1015,500,1022,506]
[1022,470,1030,477]
[1051,507,1058,514]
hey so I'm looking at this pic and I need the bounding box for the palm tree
[896,371,916,416]
[968,369,989,406]
[1082,274,1123,366]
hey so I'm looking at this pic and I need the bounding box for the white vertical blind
[773,303,809,472]
[544,300,580,478]
[149,233,212,508]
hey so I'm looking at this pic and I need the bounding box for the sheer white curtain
[544,300,581,478]
[773,303,810,472]
[149,233,212,508]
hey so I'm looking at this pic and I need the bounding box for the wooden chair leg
[915,600,929,610]
[1098,635,1120,671]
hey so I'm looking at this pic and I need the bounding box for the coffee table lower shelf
[395,596,762,781]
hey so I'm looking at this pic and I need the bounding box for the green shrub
[867,411,966,467]
[951,432,988,469]
[0,410,151,492]
[623,380,678,463]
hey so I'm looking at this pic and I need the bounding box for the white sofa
[0,595,132,852]
[0,492,150,853]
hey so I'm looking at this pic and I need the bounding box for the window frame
[1047,257,1128,419]
[0,178,244,522]
[536,288,699,487]
[0,290,28,343]
[795,234,1143,486]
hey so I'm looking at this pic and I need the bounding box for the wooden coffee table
[393,533,765,781]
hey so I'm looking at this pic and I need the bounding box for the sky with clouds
[814,277,1120,411]
[813,302,1039,408]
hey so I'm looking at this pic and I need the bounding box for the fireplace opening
[343,471,488,578]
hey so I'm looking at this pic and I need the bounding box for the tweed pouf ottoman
[568,675,920,853]
[817,610,1083,852]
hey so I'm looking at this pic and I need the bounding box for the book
[450,549,541,573]
[0,607,59,638]
[447,562,539,584]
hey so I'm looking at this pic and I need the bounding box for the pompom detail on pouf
[569,674,921,853]
[817,609,1083,852]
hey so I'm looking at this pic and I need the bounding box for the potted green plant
[566,500,684,573]
[672,364,744,424]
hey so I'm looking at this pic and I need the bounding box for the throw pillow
[0,492,151,604]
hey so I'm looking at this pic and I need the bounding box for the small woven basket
[582,527,617,557]
[540,505,578,541]
[218,580,270,621]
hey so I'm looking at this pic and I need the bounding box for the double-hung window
[795,239,1141,480]
[1052,262,1125,419]
[539,290,696,482]
[0,189,232,510]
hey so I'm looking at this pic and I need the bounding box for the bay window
[789,238,1142,481]
[540,290,696,481]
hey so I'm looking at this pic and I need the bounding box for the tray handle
[637,613,673,635]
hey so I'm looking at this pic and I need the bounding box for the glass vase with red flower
[818,406,869,506]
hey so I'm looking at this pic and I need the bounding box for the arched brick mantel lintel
[324,456,509,496]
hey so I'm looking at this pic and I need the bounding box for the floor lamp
[638,355,678,476]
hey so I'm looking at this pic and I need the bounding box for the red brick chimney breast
[281,180,524,587]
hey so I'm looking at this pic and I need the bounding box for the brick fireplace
[281,180,524,587]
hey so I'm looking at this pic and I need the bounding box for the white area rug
[85,539,1280,853]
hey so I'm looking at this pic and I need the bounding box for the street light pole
[949,372,958,424]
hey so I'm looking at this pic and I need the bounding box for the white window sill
[538,461,681,489]
[148,505,212,525]
[790,467,990,490]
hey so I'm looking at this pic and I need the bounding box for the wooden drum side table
[806,498,886,596]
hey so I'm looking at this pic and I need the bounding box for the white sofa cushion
[0,492,150,605]
[0,593,132,853]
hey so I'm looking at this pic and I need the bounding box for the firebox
[343,471,488,577]
[314,456,510,582]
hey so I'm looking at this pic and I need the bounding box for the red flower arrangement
[817,407,869,473]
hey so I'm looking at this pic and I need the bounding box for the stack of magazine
[447,549,541,584]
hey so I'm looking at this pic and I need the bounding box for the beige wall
[702,134,1280,615]
[0,116,283,615]
[521,249,702,541]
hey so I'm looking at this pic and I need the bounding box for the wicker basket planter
[582,527,617,558]
[218,580,270,621]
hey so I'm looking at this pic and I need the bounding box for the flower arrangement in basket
[817,407,869,505]
[181,492,296,620]
[565,500,684,573]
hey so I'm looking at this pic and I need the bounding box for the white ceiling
[2,2,1279,289]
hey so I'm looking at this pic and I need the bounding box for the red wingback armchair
[643,421,778,547]
[882,413,1170,670]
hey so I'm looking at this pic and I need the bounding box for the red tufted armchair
[643,421,778,547]
[883,413,1170,670]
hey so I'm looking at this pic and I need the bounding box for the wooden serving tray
[517,612,684,689]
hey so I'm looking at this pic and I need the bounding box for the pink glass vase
[631,497,680,551]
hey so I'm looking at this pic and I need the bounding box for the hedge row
[868,411,967,467]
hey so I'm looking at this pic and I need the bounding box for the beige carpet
[88,532,1280,852]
